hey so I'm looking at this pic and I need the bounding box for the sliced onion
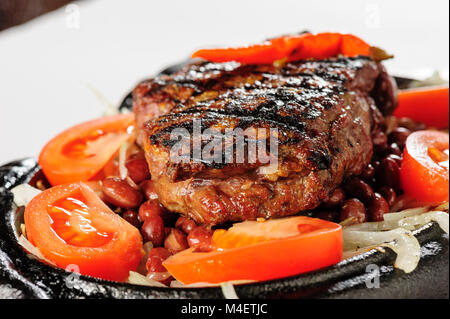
[220,282,239,299]
[18,235,55,266]
[435,202,449,212]
[343,205,448,274]
[170,279,255,288]
[384,206,430,223]
[170,280,186,288]
[127,271,167,287]
[399,211,449,234]
[343,221,391,232]
[343,228,420,273]
[346,209,449,234]
[102,104,120,117]
[11,184,41,207]
[143,242,154,255]
[344,207,430,232]
[118,141,129,180]
[381,232,421,273]
[86,84,121,117]
[408,70,449,88]
[345,208,444,233]
[341,246,376,260]
[125,176,140,190]
[390,195,427,212]
[170,281,218,288]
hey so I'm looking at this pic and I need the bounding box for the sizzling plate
[0,65,448,299]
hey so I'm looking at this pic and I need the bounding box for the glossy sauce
[47,190,113,247]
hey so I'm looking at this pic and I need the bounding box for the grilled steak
[133,56,396,225]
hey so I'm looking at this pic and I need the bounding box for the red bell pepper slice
[394,85,449,128]
[192,32,371,64]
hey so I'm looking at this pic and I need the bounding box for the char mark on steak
[133,56,397,225]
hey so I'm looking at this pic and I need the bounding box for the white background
[0,0,448,165]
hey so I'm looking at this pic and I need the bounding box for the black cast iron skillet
[0,62,448,299]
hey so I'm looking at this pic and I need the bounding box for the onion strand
[343,228,420,273]
[127,271,167,287]
[343,205,449,274]
[11,184,41,207]
[220,282,239,299]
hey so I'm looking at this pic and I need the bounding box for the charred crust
[307,149,331,170]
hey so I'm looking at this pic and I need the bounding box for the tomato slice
[24,182,143,281]
[163,216,342,284]
[394,86,449,128]
[39,113,135,186]
[400,130,449,204]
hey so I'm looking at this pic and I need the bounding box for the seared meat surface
[133,56,396,225]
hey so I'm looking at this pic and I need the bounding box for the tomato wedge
[163,216,342,284]
[39,113,135,186]
[400,131,449,204]
[24,182,143,281]
[192,32,371,65]
[394,85,449,128]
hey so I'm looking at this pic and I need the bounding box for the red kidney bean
[122,210,141,229]
[139,199,165,222]
[388,127,411,149]
[139,180,159,200]
[398,117,426,131]
[360,163,375,183]
[371,160,381,171]
[164,228,189,254]
[102,177,143,209]
[368,193,390,222]
[386,143,402,156]
[386,154,403,166]
[322,188,345,208]
[315,210,339,222]
[141,215,165,247]
[372,131,388,154]
[378,186,397,207]
[375,157,401,192]
[187,226,214,252]
[126,153,151,184]
[162,211,179,226]
[164,227,171,237]
[397,117,416,131]
[145,247,172,273]
[343,177,375,204]
[340,198,366,224]
[175,216,197,234]
[145,247,172,285]
[147,271,172,285]
[384,115,398,134]
[414,122,427,131]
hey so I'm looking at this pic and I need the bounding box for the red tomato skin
[394,86,449,128]
[400,131,449,204]
[163,217,342,284]
[39,114,134,186]
[24,182,143,282]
